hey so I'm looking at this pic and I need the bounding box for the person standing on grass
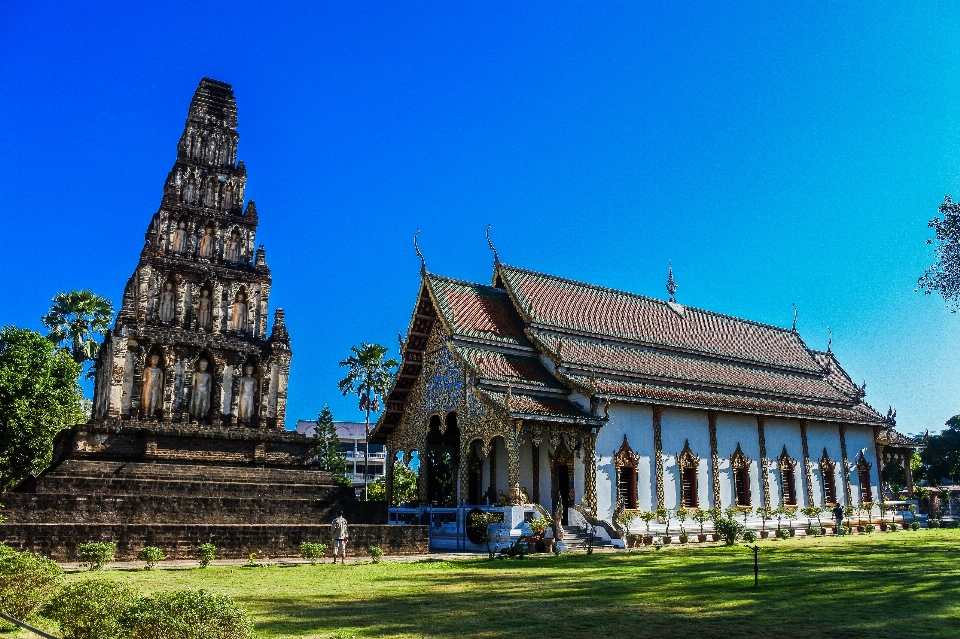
[832,502,844,534]
[332,510,349,563]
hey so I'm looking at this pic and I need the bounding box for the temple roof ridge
[496,261,803,338]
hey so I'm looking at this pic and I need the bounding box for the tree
[0,327,85,489]
[919,416,960,484]
[366,462,418,505]
[312,405,349,482]
[918,196,960,310]
[338,343,398,499]
[41,290,113,377]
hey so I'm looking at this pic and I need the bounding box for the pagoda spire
[666,262,678,303]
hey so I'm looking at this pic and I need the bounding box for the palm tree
[338,343,398,499]
[41,290,113,366]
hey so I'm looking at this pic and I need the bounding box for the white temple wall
[519,438,534,500]
[661,408,712,511]
[764,418,808,508]
[846,423,879,503]
[715,414,762,509]
[806,421,846,505]
[595,403,655,519]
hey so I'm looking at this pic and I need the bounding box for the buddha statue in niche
[141,354,164,420]
[231,292,248,335]
[172,221,187,253]
[158,282,175,323]
[197,289,212,331]
[224,231,241,262]
[204,181,217,207]
[198,227,215,258]
[189,359,213,422]
[183,180,197,204]
[237,364,257,424]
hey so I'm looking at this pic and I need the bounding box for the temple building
[372,246,910,531]
[0,79,407,560]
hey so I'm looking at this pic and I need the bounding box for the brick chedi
[0,79,423,560]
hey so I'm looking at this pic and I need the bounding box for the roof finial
[414,229,426,275]
[398,332,405,353]
[666,261,678,303]
[791,303,798,332]
[486,224,500,264]
[826,326,833,353]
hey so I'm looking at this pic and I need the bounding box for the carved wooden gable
[613,435,639,468]
[677,439,700,471]
[819,447,836,473]
[777,445,797,472]
[730,442,751,470]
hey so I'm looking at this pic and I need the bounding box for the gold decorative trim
[757,416,770,507]
[799,419,814,506]
[709,411,720,509]
[839,423,852,505]
[653,406,665,510]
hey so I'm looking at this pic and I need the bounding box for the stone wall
[0,523,428,561]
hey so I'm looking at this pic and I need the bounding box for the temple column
[839,423,852,505]
[384,444,396,507]
[873,427,885,504]
[532,442,541,504]
[583,430,597,512]
[653,406,665,510]
[508,422,521,504]
[459,441,470,504]
[757,416,770,507]
[800,420,814,506]
[418,448,429,504]
[487,440,497,502]
[903,452,915,495]
[709,411,721,509]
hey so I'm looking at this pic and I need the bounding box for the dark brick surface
[0,523,428,560]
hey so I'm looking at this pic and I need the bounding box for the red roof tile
[499,264,822,372]
[454,345,564,390]
[478,388,602,424]
[427,275,529,346]
[530,330,851,403]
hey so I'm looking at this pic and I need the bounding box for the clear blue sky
[1,3,957,435]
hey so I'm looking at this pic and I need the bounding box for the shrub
[714,517,745,545]
[122,589,254,639]
[137,546,166,570]
[837,526,850,536]
[811,527,824,537]
[299,542,328,564]
[775,528,790,540]
[195,544,216,568]
[367,546,384,563]
[78,542,116,570]
[0,543,64,627]
[529,515,551,536]
[44,579,140,639]
[742,530,758,543]
[910,521,920,531]
[864,524,876,534]
[928,519,941,529]
[889,522,900,531]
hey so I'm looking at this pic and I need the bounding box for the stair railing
[0,611,60,639]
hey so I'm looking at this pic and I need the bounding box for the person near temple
[832,502,845,534]
[331,510,349,564]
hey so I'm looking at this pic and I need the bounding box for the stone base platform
[0,523,428,561]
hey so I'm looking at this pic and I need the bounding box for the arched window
[777,445,798,506]
[731,443,751,506]
[613,435,638,510]
[819,448,838,505]
[677,439,700,508]
[856,452,873,503]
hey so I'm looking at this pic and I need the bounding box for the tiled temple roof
[374,260,887,442]
[497,264,823,373]
[561,373,882,424]
[529,330,853,403]
[426,274,530,347]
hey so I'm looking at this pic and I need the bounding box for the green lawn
[52,530,960,639]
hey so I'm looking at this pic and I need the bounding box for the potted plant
[617,511,638,548]
[756,506,772,538]
[843,505,856,532]
[771,507,786,537]
[784,506,798,536]
[675,507,689,543]
[708,508,724,541]
[692,509,710,542]
[861,501,874,532]
[878,502,889,531]
[528,515,550,552]
[800,506,820,535]
[656,507,671,544]
[639,511,656,545]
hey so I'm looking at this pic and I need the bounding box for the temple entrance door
[557,464,570,525]
[468,446,482,505]
[426,413,461,506]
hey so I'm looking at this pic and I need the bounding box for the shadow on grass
[248,534,960,639]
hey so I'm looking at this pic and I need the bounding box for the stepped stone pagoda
[1,79,418,560]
